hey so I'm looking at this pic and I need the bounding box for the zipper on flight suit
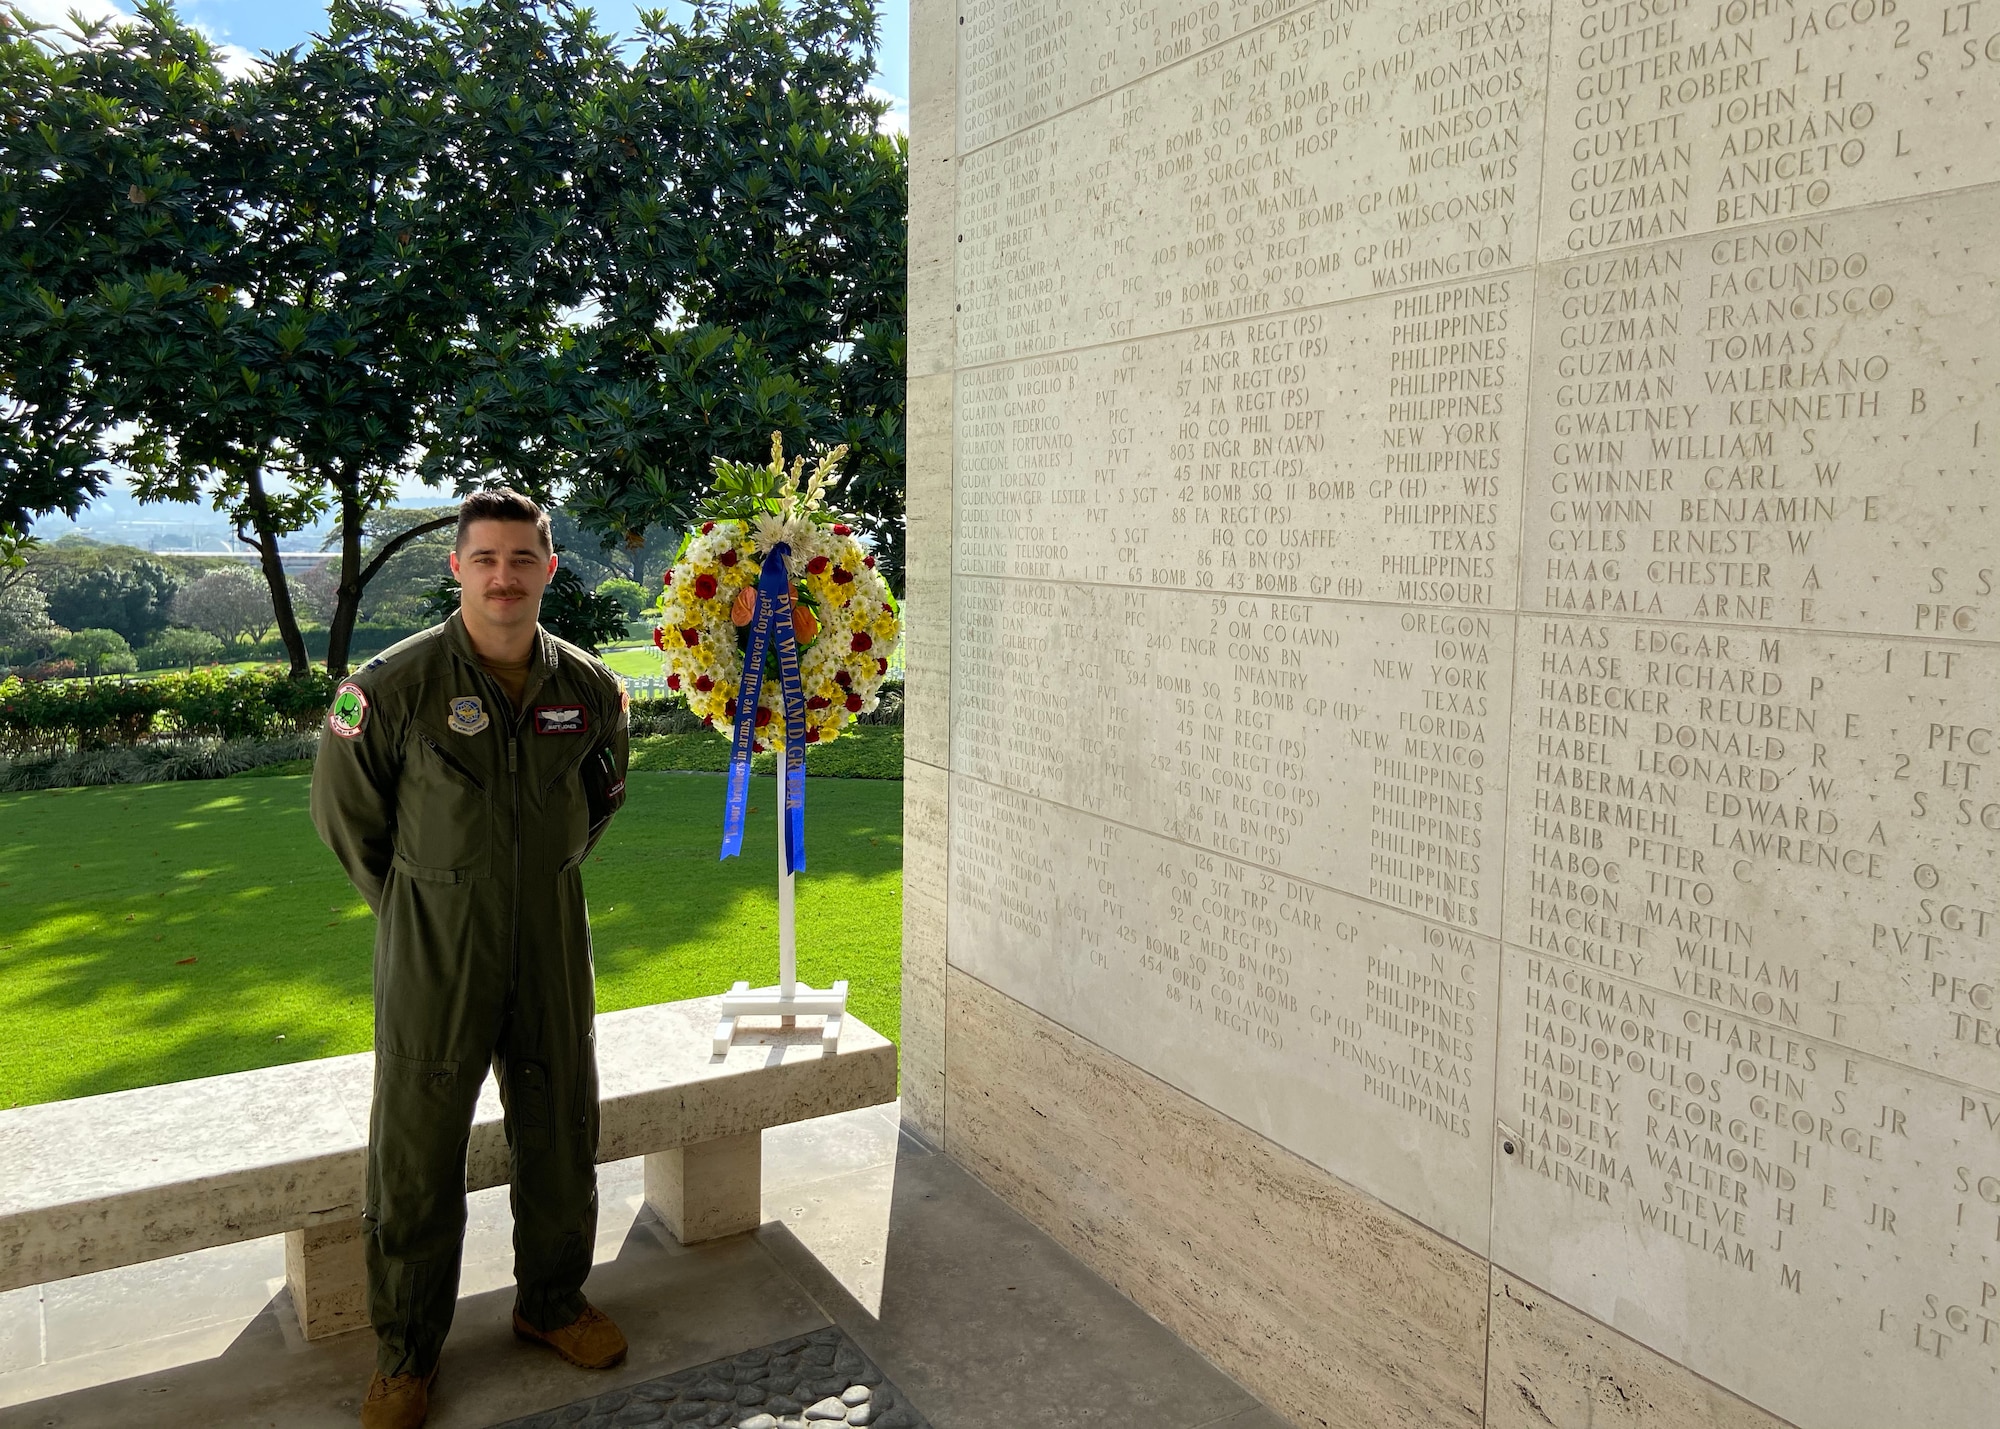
[508,733,521,1008]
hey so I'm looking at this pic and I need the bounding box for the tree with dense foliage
[55,627,136,676]
[596,578,647,619]
[172,565,276,644]
[427,0,908,585]
[142,625,223,670]
[2,0,906,676]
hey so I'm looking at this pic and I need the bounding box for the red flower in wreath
[701,521,715,534]
[694,675,714,693]
[725,697,737,719]
[850,632,872,653]
[807,695,830,710]
[835,670,852,688]
[667,673,682,691]
[805,728,820,743]
[845,693,863,713]
[806,555,830,574]
[876,658,888,674]
[832,523,852,535]
[864,555,875,568]
[755,707,772,727]
[693,573,718,600]
[680,628,701,647]
[651,626,665,649]
[662,569,673,586]
[719,549,739,567]
[832,567,853,585]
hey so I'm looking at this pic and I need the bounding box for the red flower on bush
[850,632,872,653]
[719,549,739,567]
[694,675,714,693]
[693,573,718,600]
[845,693,863,713]
[832,567,853,585]
[680,628,700,647]
[806,555,830,574]
[667,673,682,691]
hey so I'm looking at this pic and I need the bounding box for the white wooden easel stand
[713,802,849,1056]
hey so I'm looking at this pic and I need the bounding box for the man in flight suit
[312,489,632,1429]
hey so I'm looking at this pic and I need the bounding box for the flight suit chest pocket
[395,727,493,879]
[534,735,595,868]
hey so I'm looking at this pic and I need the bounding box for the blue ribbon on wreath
[719,543,807,874]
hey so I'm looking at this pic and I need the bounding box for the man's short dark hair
[456,488,552,554]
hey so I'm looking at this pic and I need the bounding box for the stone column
[644,1132,761,1243]
[285,1218,368,1340]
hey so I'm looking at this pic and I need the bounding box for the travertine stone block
[644,1132,762,1244]
[907,0,958,377]
[1486,1271,1796,1429]
[904,369,954,772]
[901,761,951,1145]
[946,968,1488,1429]
[285,1218,367,1341]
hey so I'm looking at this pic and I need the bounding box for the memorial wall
[903,2,2000,1426]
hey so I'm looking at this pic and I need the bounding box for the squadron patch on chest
[534,704,589,736]
[447,696,490,736]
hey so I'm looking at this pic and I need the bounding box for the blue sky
[18,1,909,116]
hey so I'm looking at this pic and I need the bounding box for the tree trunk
[326,510,460,676]
[325,477,366,678]
[241,465,309,677]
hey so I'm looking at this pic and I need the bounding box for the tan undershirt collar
[479,652,532,713]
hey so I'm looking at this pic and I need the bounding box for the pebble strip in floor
[490,1326,933,1429]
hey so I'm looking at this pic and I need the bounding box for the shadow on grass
[0,771,902,1109]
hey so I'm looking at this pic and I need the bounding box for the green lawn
[599,643,663,678]
[0,769,902,1109]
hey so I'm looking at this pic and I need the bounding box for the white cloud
[9,0,261,76]
[868,84,908,137]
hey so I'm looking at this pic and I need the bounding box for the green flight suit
[310,611,630,1377]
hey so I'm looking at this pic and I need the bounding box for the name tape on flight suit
[534,705,589,735]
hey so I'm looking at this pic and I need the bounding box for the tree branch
[357,513,456,590]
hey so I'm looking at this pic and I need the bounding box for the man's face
[450,519,557,632]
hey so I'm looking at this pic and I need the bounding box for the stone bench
[0,996,895,1340]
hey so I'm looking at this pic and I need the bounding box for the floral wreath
[654,435,899,751]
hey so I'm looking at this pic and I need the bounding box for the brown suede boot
[360,1363,437,1429]
[511,1301,628,1370]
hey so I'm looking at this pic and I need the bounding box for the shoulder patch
[329,683,369,739]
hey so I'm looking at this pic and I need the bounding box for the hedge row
[0,669,337,756]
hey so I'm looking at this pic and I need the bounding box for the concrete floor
[0,1105,1286,1429]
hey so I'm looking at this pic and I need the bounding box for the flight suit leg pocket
[503,1058,553,1154]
